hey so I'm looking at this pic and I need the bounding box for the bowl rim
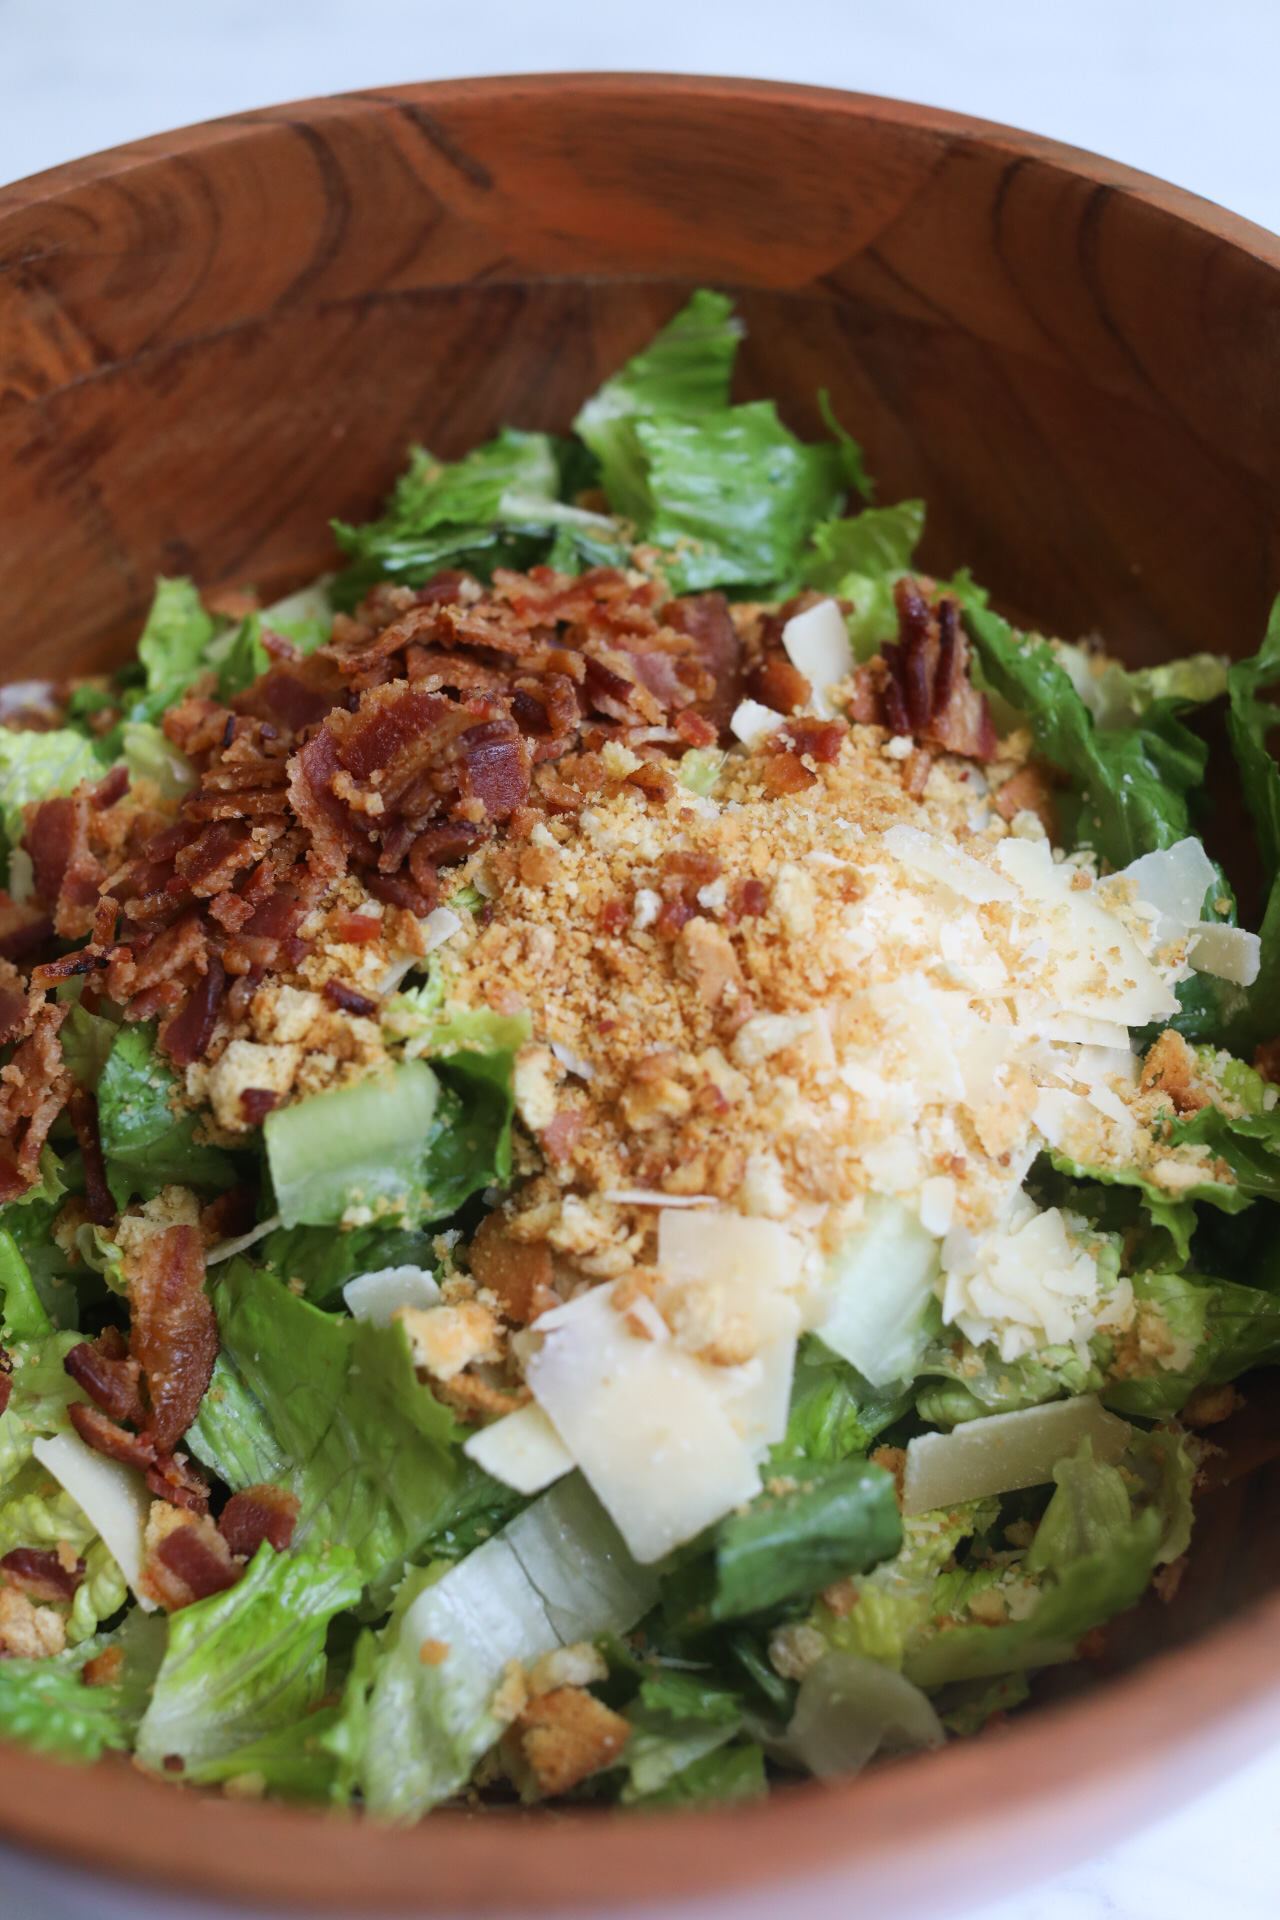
[2,69,1280,1916]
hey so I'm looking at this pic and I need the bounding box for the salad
[0,290,1278,1816]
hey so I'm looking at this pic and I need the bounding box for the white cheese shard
[31,1432,153,1609]
[463,1403,575,1495]
[782,597,854,691]
[997,837,1177,1027]
[940,1198,1103,1362]
[343,1264,442,1327]
[524,1283,768,1564]
[1118,837,1218,946]
[1186,922,1261,986]
[730,699,782,746]
[883,824,1017,905]
[901,1395,1132,1515]
[419,907,463,953]
[819,1196,940,1386]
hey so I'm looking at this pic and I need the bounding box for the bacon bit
[218,1484,300,1558]
[1,1546,85,1603]
[328,910,383,944]
[1254,1036,1280,1086]
[199,1187,258,1246]
[323,978,379,1018]
[0,962,33,1048]
[91,765,130,810]
[468,1212,559,1323]
[125,1224,218,1455]
[456,719,531,820]
[902,747,934,801]
[0,1345,11,1417]
[746,655,811,715]
[0,893,53,963]
[152,1513,241,1610]
[598,898,629,936]
[69,1402,157,1470]
[239,1088,281,1125]
[365,871,433,916]
[654,897,696,940]
[780,716,847,764]
[759,751,817,796]
[884,582,996,762]
[146,1452,211,1513]
[27,948,109,990]
[627,758,676,802]
[663,593,742,737]
[65,1327,147,1427]
[673,708,717,748]
[160,955,226,1070]
[0,1001,71,1202]
[25,793,106,937]
[67,1085,114,1226]
[736,878,769,917]
[541,1108,585,1167]
[82,1643,125,1687]
[993,763,1059,840]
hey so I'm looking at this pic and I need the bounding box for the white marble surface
[1,3,1279,1915]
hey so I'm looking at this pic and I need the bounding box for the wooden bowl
[2,73,1280,1915]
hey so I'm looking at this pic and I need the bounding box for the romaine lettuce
[97,1022,238,1207]
[135,1540,362,1777]
[0,726,101,844]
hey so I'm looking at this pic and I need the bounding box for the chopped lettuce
[97,1022,238,1207]
[0,1648,135,1762]
[120,719,196,799]
[263,1061,442,1228]
[784,1651,943,1777]
[1167,1100,1280,1203]
[206,1260,463,1593]
[186,1350,292,1493]
[799,499,926,656]
[962,596,1207,869]
[636,1738,766,1806]
[662,1459,902,1632]
[0,1236,85,1488]
[252,1218,440,1307]
[1055,640,1229,731]
[915,1336,1104,1428]
[183,1702,345,1800]
[332,429,625,608]
[620,1669,744,1802]
[1226,594,1280,885]
[356,1474,658,1819]
[0,726,101,844]
[776,1338,913,1467]
[215,611,271,702]
[574,289,742,521]
[135,1540,362,1777]
[1102,1268,1280,1418]
[133,576,217,719]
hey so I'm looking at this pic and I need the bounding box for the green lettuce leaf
[574,289,743,521]
[620,1669,745,1802]
[914,1337,1104,1428]
[120,720,196,799]
[799,499,926,655]
[1167,1101,1280,1203]
[0,1650,134,1762]
[135,1540,362,1777]
[97,1022,238,1207]
[332,429,626,608]
[215,611,271,703]
[134,576,217,715]
[637,1739,767,1806]
[1102,1268,1280,1418]
[206,1260,463,1593]
[661,1458,901,1633]
[252,1218,440,1307]
[186,1350,292,1493]
[182,1702,344,1800]
[1054,641,1229,732]
[961,597,1206,868]
[775,1338,913,1467]
[0,727,101,844]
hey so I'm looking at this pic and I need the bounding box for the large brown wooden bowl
[2,72,1280,1916]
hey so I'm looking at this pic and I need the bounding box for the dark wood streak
[3,73,1280,1913]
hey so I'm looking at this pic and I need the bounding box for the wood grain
[2,72,1280,1915]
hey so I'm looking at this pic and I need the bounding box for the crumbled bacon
[882,581,997,761]
[746,654,811,716]
[0,959,34,1047]
[160,954,226,1067]
[239,1088,280,1124]
[323,978,379,1017]
[0,1546,85,1603]
[65,1326,147,1427]
[25,792,105,938]
[124,1224,218,1455]
[468,1212,559,1323]
[67,1085,114,1226]
[218,1484,300,1558]
[150,1513,241,1609]
[0,1000,70,1203]
[69,1402,157,1469]
[145,1452,211,1513]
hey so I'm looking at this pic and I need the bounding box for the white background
[2,3,1279,1916]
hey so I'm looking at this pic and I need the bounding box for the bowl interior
[2,71,1280,1915]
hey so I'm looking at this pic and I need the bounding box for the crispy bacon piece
[0,1345,11,1417]
[200,1186,258,1245]
[239,1088,280,1125]
[25,791,106,937]
[328,910,383,943]
[67,1085,114,1226]
[161,954,226,1068]
[69,1402,157,1470]
[779,717,847,764]
[674,708,717,748]
[145,1452,211,1513]
[323,979,379,1017]
[760,751,817,796]
[993,763,1059,840]
[0,894,51,964]
[0,1001,71,1203]
[0,959,33,1047]
[455,717,531,820]
[1,1546,85,1603]
[663,593,742,736]
[883,581,997,762]
[746,654,811,716]
[107,907,207,1007]
[148,1514,241,1611]
[91,765,130,810]
[219,1484,301,1558]
[65,1326,147,1427]
[125,1224,218,1455]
